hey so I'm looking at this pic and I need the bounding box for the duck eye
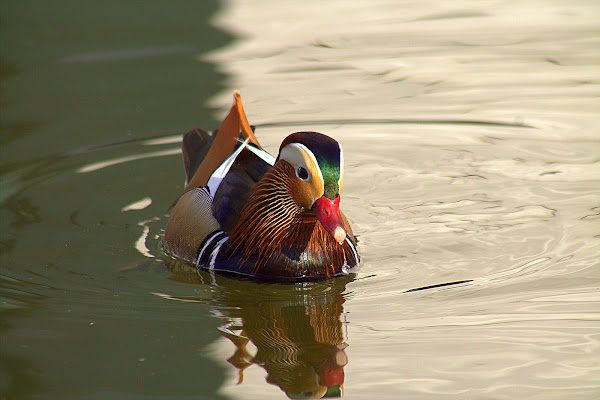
[296,166,309,181]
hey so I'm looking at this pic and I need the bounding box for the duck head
[277,132,347,244]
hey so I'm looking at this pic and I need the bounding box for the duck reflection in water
[167,262,351,399]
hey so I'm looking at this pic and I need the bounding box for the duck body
[164,92,359,281]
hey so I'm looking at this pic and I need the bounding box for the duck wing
[185,91,261,191]
[212,146,273,231]
[166,92,271,262]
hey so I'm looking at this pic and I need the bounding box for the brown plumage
[229,161,354,277]
[164,92,359,280]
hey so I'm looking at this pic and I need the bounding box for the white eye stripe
[280,142,325,190]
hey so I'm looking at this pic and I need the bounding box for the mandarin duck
[164,92,359,280]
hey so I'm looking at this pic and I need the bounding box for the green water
[1,1,232,398]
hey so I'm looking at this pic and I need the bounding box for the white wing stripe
[209,237,229,270]
[197,230,224,265]
[207,138,250,198]
[243,141,276,166]
[206,138,275,197]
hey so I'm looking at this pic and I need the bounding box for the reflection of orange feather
[185,91,261,191]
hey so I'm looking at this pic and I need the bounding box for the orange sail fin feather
[184,91,261,191]
[234,90,262,149]
[165,92,360,281]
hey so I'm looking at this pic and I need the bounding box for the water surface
[1,1,599,399]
